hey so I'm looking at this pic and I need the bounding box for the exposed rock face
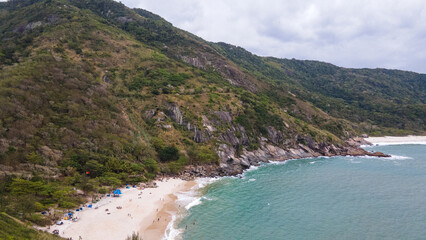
[25,21,42,30]
[181,56,208,69]
[346,137,372,147]
[144,109,156,119]
[202,115,216,133]
[165,103,210,143]
[180,52,258,93]
[218,125,249,147]
[157,103,390,178]
[214,111,233,123]
[177,140,390,178]
[267,126,283,144]
[116,16,134,23]
[168,103,184,125]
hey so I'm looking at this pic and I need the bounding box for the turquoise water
[179,144,426,240]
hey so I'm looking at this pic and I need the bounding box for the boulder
[240,159,250,169]
[214,111,233,123]
[267,126,283,144]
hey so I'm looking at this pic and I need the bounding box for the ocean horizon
[169,143,426,240]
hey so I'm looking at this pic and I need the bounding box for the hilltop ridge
[0,0,422,229]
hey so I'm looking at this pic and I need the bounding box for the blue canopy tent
[113,189,122,197]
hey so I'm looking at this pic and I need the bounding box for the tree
[10,179,44,196]
[26,152,43,166]
[84,160,104,177]
[158,146,179,162]
[105,158,123,173]
[144,158,158,174]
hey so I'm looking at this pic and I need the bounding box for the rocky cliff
[149,103,389,178]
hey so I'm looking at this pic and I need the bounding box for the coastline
[365,135,426,145]
[44,178,195,240]
[141,180,197,240]
[40,136,426,239]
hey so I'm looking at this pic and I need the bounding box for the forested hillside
[212,42,425,135]
[0,0,423,229]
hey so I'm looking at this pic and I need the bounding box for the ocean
[170,143,426,240]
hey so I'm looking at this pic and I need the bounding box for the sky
[1,0,425,73]
[117,0,426,73]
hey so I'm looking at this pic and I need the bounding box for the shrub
[98,187,108,195]
[10,179,44,196]
[28,213,50,226]
[126,232,142,240]
[144,158,159,174]
[158,146,179,162]
[188,146,219,164]
[58,201,75,209]
[84,160,104,177]
[168,156,189,174]
[99,176,121,189]
[34,202,45,212]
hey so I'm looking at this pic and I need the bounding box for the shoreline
[40,136,426,239]
[44,178,196,240]
[153,137,426,238]
[365,135,426,145]
[141,180,197,240]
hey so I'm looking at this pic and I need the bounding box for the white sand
[365,135,426,145]
[45,178,194,240]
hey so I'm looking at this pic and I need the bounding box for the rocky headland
[145,104,389,179]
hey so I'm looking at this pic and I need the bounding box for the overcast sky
[116,0,426,73]
[2,0,425,73]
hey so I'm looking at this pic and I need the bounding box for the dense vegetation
[212,42,425,135]
[0,212,63,239]
[0,0,424,232]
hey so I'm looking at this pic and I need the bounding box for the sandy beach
[365,135,426,145]
[45,178,195,240]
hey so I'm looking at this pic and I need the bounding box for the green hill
[212,42,425,135]
[0,0,423,229]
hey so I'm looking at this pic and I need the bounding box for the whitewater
[170,140,426,240]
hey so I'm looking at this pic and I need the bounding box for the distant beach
[365,135,426,145]
[44,178,195,240]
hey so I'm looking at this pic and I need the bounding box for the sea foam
[164,177,220,240]
[365,141,426,146]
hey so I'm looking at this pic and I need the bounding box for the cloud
[1,0,424,71]
[118,0,426,73]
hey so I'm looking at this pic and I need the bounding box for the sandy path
[47,178,194,240]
